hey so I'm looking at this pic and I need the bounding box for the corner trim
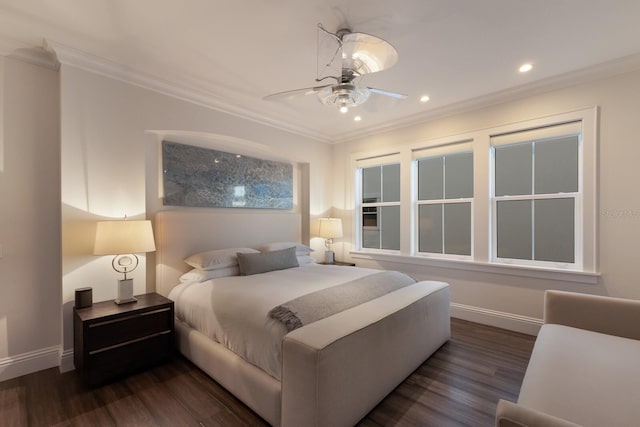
[59,348,75,373]
[0,346,60,382]
[0,36,58,69]
[451,302,542,336]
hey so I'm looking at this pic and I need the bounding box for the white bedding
[168,263,384,380]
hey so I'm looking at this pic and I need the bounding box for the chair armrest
[544,290,640,340]
[496,400,582,427]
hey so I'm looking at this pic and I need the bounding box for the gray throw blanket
[269,271,417,332]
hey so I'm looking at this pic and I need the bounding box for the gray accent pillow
[237,246,299,276]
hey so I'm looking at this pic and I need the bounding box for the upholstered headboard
[154,209,301,296]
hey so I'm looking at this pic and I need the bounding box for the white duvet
[168,263,382,380]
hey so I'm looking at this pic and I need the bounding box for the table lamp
[94,219,156,304]
[318,218,343,264]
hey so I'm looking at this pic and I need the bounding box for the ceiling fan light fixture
[317,84,370,111]
[265,25,405,112]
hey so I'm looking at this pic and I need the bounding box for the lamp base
[114,278,137,305]
[324,250,336,264]
[114,296,137,305]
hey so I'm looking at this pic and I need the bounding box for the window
[415,149,473,257]
[491,123,581,268]
[350,108,597,279]
[358,160,401,251]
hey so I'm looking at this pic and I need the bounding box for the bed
[154,210,451,427]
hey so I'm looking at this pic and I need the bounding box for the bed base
[175,319,282,424]
[175,281,450,427]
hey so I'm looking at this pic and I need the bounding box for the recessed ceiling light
[420,95,430,103]
[519,63,533,73]
[354,116,362,122]
[339,106,349,114]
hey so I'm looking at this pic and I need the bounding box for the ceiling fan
[264,24,407,114]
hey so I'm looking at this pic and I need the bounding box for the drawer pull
[89,307,171,328]
[89,330,172,355]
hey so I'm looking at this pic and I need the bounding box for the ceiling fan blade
[263,85,331,101]
[367,87,408,99]
[341,32,399,75]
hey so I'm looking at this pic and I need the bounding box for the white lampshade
[318,218,343,239]
[94,220,156,255]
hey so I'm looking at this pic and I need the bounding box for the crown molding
[0,34,22,56]
[43,39,332,144]
[0,35,57,69]
[332,52,640,144]
[39,39,640,145]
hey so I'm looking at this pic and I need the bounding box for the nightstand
[319,261,356,266]
[73,292,174,385]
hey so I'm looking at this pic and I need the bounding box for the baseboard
[0,346,60,382]
[59,348,75,373]
[451,303,543,336]
[0,307,537,383]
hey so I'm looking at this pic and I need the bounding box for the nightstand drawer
[87,307,172,352]
[86,331,173,385]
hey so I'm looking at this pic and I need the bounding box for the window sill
[349,251,600,285]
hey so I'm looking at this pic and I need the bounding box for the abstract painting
[162,141,293,209]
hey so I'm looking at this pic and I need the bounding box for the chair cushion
[518,324,640,426]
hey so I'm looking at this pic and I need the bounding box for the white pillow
[296,255,316,265]
[258,241,313,255]
[179,267,240,283]
[184,248,259,270]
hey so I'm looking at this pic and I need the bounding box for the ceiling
[2,0,640,143]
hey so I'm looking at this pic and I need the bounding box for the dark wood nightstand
[319,261,356,266]
[73,292,174,385]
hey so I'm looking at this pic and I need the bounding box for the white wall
[59,65,334,362]
[0,55,61,380]
[333,69,640,333]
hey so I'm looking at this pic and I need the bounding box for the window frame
[490,128,583,270]
[349,107,598,282]
[414,145,474,260]
[355,153,402,253]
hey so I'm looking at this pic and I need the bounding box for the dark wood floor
[0,319,535,426]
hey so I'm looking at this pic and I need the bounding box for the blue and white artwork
[162,141,293,209]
